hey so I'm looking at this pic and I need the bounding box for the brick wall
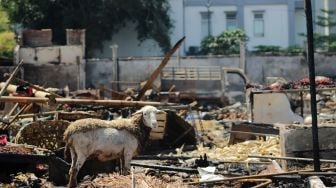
[66,29,85,45]
[22,29,52,47]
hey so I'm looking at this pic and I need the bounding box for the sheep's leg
[68,151,87,188]
[120,148,126,175]
[123,151,133,175]
[68,148,78,188]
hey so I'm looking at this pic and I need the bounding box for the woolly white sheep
[63,105,161,188]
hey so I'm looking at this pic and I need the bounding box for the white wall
[244,5,289,51]
[19,45,84,64]
[184,6,237,50]
[93,0,184,58]
[295,9,306,46]
[92,24,162,58]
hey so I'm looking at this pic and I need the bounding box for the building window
[253,11,264,37]
[225,11,237,30]
[201,12,212,39]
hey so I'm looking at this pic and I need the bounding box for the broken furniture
[228,121,279,145]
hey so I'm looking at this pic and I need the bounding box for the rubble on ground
[182,137,280,162]
[0,68,336,188]
[78,173,186,188]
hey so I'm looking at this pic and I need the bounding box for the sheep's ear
[133,108,144,115]
[156,109,164,113]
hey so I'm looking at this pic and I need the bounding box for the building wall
[92,0,184,58]
[294,9,306,46]
[17,45,86,90]
[19,45,84,64]
[184,6,237,49]
[85,54,336,90]
[89,0,336,57]
[244,5,289,50]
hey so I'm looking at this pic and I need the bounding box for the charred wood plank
[130,161,198,173]
[136,37,185,100]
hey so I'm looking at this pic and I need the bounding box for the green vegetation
[300,9,336,52]
[253,45,304,55]
[253,45,281,53]
[286,45,304,54]
[0,0,172,57]
[0,8,15,58]
[200,29,248,55]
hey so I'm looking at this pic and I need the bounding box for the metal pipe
[305,0,320,172]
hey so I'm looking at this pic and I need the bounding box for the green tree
[314,9,336,51]
[0,8,15,58]
[200,29,248,55]
[0,0,172,57]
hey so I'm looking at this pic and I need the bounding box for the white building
[93,0,335,58]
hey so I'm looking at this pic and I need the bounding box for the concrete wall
[85,54,336,90]
[14,53,336,97]
[23,63,84,91]
[17,44,86,91]
[19,45,84,64]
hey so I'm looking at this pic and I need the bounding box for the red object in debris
[0,134,8,146]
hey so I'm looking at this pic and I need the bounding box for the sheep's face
[136,106,161,129]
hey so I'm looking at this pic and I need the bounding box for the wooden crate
[149,112,167,140]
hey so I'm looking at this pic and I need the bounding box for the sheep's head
[134,105,162,129]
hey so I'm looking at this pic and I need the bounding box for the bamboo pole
[0,96,49,103]
[0,60,24,97]
[3,75,62,98]
[7,103,19,116]
[0,83,53,98]
[53,98,178,107]
[2,104,30,130]
[10,111,59,119]
[0,96,187,108]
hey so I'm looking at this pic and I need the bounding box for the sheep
[63,105,161,188]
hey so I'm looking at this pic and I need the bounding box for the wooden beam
[0,96,49,103]
[10,111,59,119]
[54,98,177,108]
[4,75,62,98]
[0,82,53,98]
[136,37,185,100]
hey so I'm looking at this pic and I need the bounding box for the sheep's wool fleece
[63,114,143,141]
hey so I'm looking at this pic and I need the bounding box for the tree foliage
[0,8,15,58]
[200,29,248,55]
[0,0,172,57]
[314,9,336,52]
